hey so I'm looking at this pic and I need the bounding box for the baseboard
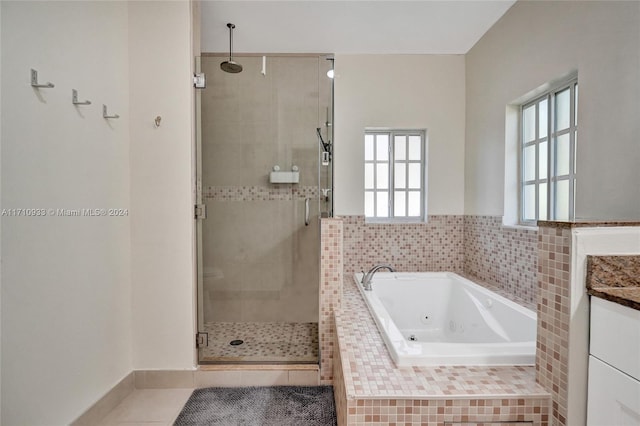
[70,372,135,426]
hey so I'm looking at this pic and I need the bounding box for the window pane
[364,192,374,217]
[555,88,570,131]
[394,191,406,217]
[523,184,536,221]
[574,131,578,174]
[555,133,570,176]
[365,135,374,161]
[574,84,578,126]
[408,191,421,216]
[376,192,388,217]
[523,105,536,142]
[376,135,389,161]
[394,163,406,189]
[408,163,421,189]
[364,163,374,189]
[555,180,569,221]
[539,182,547,221]
[376,163,388,189]
[394,136,406,160]
[523,144,536,181]
[539,98,548,137]
[539,141,548,179]
[408,136,421,160]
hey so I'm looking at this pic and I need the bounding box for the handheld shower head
[316,128,331,153]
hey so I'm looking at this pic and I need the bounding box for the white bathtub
[354,272,537,367]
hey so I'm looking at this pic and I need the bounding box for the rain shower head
[221,23,243,74]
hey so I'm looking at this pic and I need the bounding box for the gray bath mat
[173,385,337,426]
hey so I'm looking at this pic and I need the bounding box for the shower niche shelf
[270,165,299,184]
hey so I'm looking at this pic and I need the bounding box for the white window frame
[520,79,578,225]
[364,129,427,223]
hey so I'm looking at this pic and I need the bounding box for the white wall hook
[30,69,54,88]
[154,116,162,127]
[102,104,120,119]
[72,89,91,106]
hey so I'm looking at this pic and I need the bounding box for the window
[364,129,426,222]
[520,80,578,224]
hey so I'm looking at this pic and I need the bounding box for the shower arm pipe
[228,23,235,62]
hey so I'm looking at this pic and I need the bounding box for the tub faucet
[361,264,395,291]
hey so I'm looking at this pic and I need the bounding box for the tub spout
[361,264,395,291]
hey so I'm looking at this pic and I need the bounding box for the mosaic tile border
[204,185,318,201]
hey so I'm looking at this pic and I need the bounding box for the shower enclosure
[195,54,334,364]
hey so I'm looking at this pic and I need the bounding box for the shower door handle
[304,198,310,226]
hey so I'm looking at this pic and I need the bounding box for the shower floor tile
[199,322,319,363]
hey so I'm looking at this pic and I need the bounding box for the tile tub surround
[320,218,344,384]
[342,215,538,305]
[464,216,538,305]
[536,221,640,426]
[586,255,640,310]
[342,215,465,277]
[333,277,550,425]
[536,225,571,426]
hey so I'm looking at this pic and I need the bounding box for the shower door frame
[195,56,205,336]
[193,54,333,365]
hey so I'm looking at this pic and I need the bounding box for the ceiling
[200,1,516,55]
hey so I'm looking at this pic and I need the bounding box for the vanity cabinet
[587,297,640,425]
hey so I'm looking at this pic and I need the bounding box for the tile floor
[98,388,193,426]
[199,322,319,363]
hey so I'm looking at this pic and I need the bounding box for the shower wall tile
[203,195,319,323]
[319,218,343,385]
[341,215,465,277]
[199,54,329,328]
[463,216,538,305]
[536,225,572,426]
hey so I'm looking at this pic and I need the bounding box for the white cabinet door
[587,356,640,426]
[590,297,640,381]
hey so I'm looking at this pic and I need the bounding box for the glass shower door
[196,54,333,364]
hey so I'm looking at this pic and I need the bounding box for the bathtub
[354,272,537,367]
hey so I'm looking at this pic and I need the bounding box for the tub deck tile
[337,277,549,400]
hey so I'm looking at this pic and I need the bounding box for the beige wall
[465,1,640,219]
[1,2,132,424]
[333,54,466,216]
[129,0,196,370]
[1,1,197,423]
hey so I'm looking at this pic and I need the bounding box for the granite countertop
[586,255,640,311]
